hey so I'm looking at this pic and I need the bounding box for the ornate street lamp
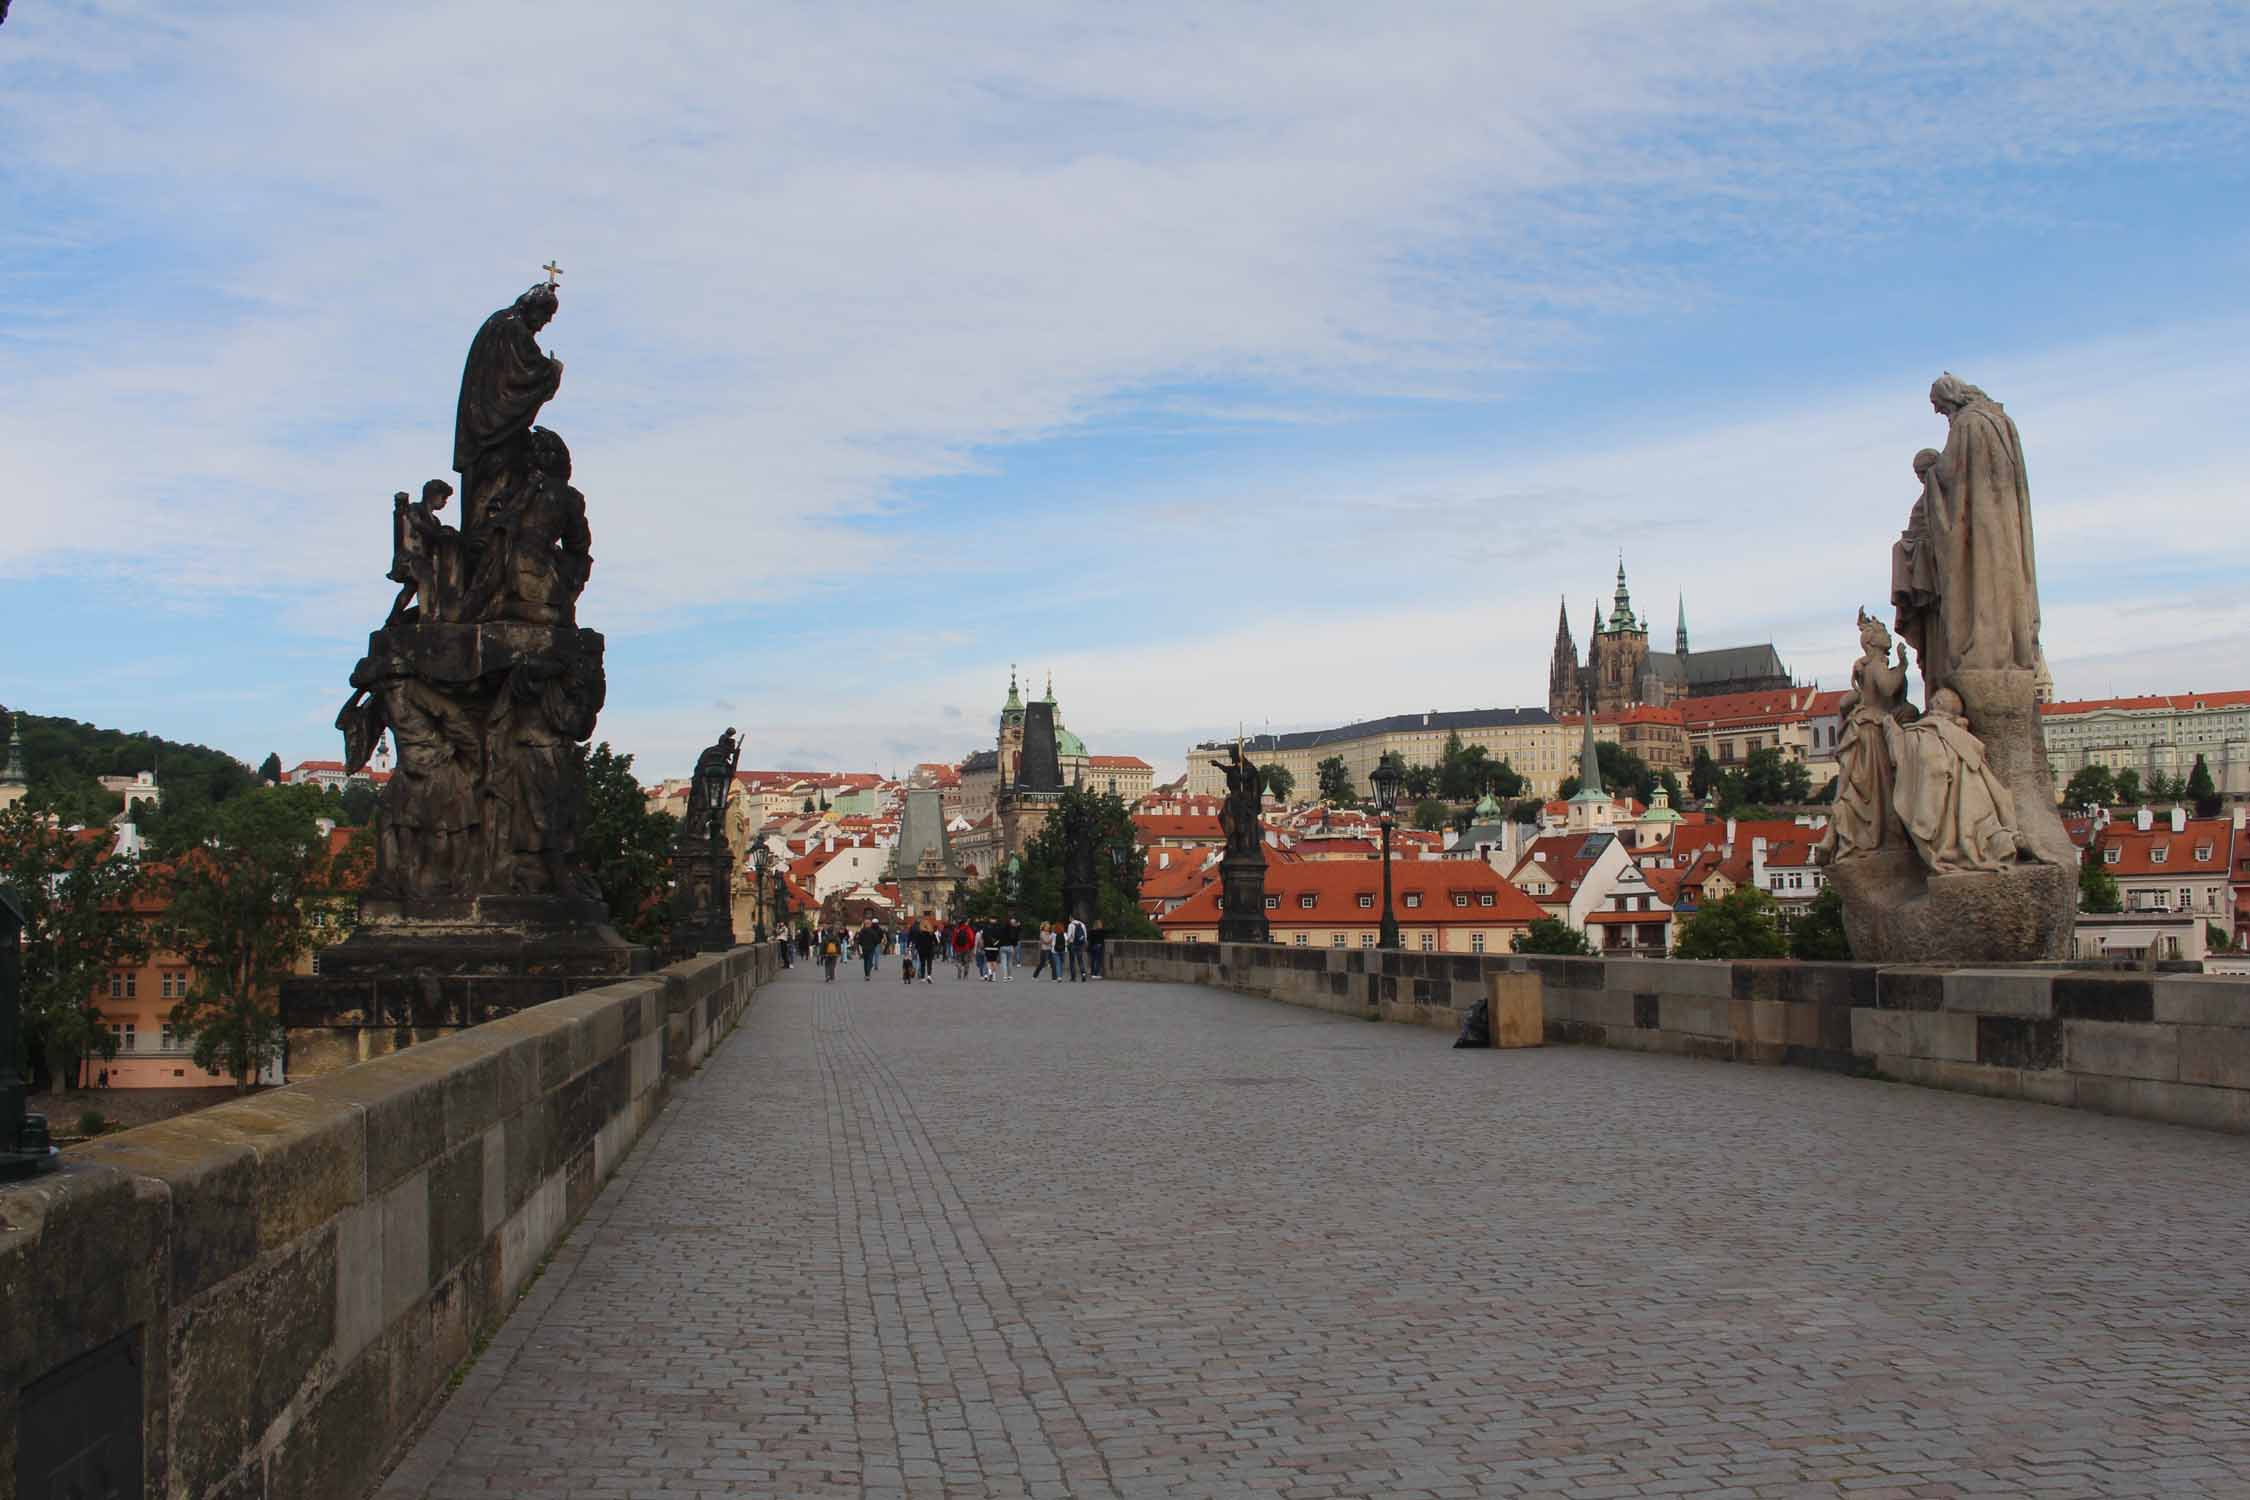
[752,844,773,943]
[1369,753,1402,950]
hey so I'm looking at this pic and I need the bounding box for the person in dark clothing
[911,921,939,985]
[856,919,883,980]
[1089,922,1108,979]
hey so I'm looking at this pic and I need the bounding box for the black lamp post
[752,844,772,943]
[1370,754,1402,950]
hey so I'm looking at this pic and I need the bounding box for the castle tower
[997,665,1026,787]
[1675,594,1689,657]
[0,710,27,813]
[1586,558,1650,717]
[1546,597,1579,720]
[1566,692,1616,835]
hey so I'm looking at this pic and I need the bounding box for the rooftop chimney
[2136,806,2152,833]
[2170,806,2186,834]
[2234,805,2247,833]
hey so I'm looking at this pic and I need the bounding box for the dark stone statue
[283,277,639,1071]
[1208,740,1272,945]
[670,728,741,954]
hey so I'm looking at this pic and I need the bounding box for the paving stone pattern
[385,965,2250,1498]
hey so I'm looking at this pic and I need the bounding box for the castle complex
[1548,558,1794,718]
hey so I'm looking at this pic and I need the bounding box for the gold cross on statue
[542,260,564,287]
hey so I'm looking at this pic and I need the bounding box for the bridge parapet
[0,942,782,1500]
[1105,940,2250,1135]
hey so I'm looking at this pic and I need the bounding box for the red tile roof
[1159,860,1545,930]
[2043,691,2250,716]
[2091,816,2231,877]
[1678,688,1817,727]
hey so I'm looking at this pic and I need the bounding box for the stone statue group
[333,283,609,904]
[1820,375,2076,960]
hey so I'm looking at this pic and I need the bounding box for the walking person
[1065,914,1089,981]
[1048,921,1065,983]
[912,920,939,984]
[951,920,975,979]
[981,920,1003,982]
[996,916,1018,981]
[1089,920,1108,980]
[856,918,882,980]
[821,928,840,982]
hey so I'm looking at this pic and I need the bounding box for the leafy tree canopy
[2187,755,2221,818]
[2061,764,2115,809]
[1315,756,1353,805]
[1672,886,1788,960]
[1259,762,1296,806]
[1512,917,1591,956]
[163,787,368,1090]
[1410,798,1449,831]
[0,804,152,1089]
[578,742,678,949]
[3,706,257,839]
[1787,885,1852,960]
[971,786,1152,935]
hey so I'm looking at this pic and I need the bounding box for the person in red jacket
[950,920,976,979]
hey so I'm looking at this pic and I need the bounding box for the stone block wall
[0,943,780,1500]
[1105,941,2250,1135]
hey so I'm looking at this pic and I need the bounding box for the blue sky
[4,1,2247,782]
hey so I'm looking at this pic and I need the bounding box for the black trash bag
[1453,997,1491,1049]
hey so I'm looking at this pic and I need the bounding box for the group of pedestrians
[796,914,1106,983]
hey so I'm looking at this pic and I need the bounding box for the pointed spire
[1003,664,1022,713]
[1,710,24,789]
[1570,692,1605,804]
[1675,594,1689,657]
[1042,670,1055,705]
[1555,594,1573,645]
[1608,553,1637,633]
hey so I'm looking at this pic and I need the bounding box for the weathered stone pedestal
[280,894,647,1076]
[1830,850,2074,964]
[1215,853,1272,945]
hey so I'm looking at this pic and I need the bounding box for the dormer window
[1263,895,1280,909]
[2151,845,2168,865]
[1479,893,1494,907]
[1403,893,1422,909]
[1299,893,1316,909]
[2103,846,2121,865]
[1452,893,1469,908]
[1357,894,1373,909]
[2195,844,2213,862]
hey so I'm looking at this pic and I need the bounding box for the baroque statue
[279,268,638,1074]
[1824,376,2076,962]
[670,728,742,954]
[331,277,608,905]
[1207,739,1272,944]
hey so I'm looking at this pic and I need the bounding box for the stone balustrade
[0,943,781,1500]
[1104,940,2250,1134]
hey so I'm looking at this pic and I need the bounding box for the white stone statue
[1883,686,2022,876]
[1815,609,1909,862]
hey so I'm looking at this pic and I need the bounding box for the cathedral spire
[1608,553,1638,633]
[1003,664,1022,714]
[1675,595,1689,657]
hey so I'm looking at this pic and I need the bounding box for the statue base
[279,893,649,1078]
[1949,667,2077,868]
[1216,853,1271,945]
[1829,849,2074,964]
[668,845,735,957]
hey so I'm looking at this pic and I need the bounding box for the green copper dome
[1057,726,1087,760]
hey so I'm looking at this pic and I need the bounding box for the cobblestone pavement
[385,966,2250,1499]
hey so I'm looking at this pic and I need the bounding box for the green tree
[1788,885,1852,960]
[163,788,365,1091]
[2145,771,2184,802]
[2207,922,2232,954]
[1689,747,1718,800]
[1487,759,1527,800]
[1402,763,1439,801]
[1259,762,1296,805]
[0,804,151,1090]
[1436,732,1498,802]
[27,772,125,829]
[258,752,284,785]
[1315,756,1353,805]
[2113,768,2143,805]
[2061,765,2116,809]
[1739,747,1812,806]
[1654,768,1685,807]
[1513,917,1591,956]
[336,781,380,827]
[1672,886,1788,960]
[578,742,679,948]
[1410,798,1449,831]
[1000,786,1153,935]
[2078,845,2121,914]
[2187,755,2221,819]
